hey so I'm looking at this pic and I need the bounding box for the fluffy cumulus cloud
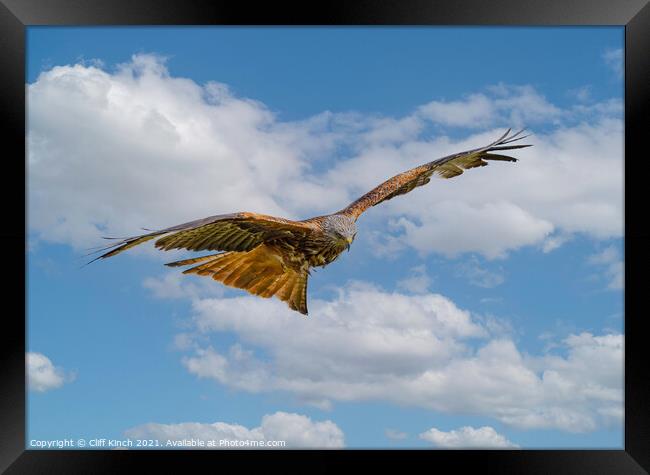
[28,54,622,260]
[178,284,622,433]
[27,352,74,392]
[419,425,518,448]
[416,84,562,128]
[27,54,344,252]
[124,411,344,448]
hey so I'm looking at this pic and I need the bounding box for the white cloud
[417,85,563,129]
[360,115,424,145]
[397,265,432,294]
[27,352,74,392]
[183,283,486,394]
[487,84,564,125]
[455,256,504,288]
[541,233,572,253]
[390,201,553,259]
[27,55,327,252]
[588,246,624,290]
[479,297,502,305]
[124,411,344,448]
[419,425,518,448]
[143,272,224,300]
[602,48,623,78]
[171,333,198,351]
[417,93,497,127]
[568,85,592,103]
[178,284,622,433]
[385,428,408,440]
[28,55,623,261]
[520,332,624,431]
[364,120,623,259]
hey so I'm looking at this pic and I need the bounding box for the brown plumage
[91,128,531,315]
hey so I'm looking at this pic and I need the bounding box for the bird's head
[324,214,357,251]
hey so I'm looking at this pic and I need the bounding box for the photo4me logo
[165,438,287,448]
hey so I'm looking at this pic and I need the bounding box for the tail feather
[289,272,308,313]
[166,245,309,315]
[232,265,265,289]
[229,259,268,288]
[249,272,283,297]
[179,252,239,275]
[263,273,293,299]
[211,259,242,282]
[222,259,259,286]
[275,274,297,301]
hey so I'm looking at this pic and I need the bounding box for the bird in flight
[91,129,531,315]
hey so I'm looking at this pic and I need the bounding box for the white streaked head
[323,214,357,247]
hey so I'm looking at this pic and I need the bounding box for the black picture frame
[2,0,648,472]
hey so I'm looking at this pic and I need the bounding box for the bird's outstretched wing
[340,128,532,220]
[87,212,316,264]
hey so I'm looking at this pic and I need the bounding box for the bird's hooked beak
[346,237,353,252]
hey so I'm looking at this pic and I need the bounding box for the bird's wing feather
[340,129,531,219]
[88,212,316,263]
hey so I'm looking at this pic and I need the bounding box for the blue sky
[27,27,623,449]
